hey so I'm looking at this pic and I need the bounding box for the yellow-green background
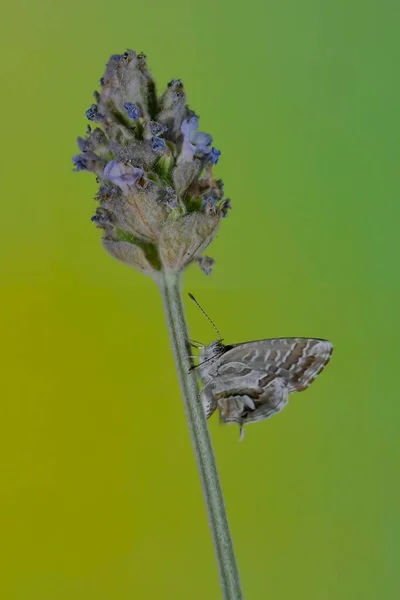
[1,1,399,599]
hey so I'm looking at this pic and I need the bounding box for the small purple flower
[180,116,212,162]
[96,185,118,201]
[124,102,141,120]
[91,209,113,227]
[209,147,221,165]
[149,121,167,136]
[152,137,166,152]
[86,104,103,122]
[72,155,88,171]
[202,195,218,213]
[73,151,102,173]
[91,214,105,227]
[104,160,144,195]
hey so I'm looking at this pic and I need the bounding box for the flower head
[73,50,230,278]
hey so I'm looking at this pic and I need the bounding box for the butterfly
[189,295,333,439]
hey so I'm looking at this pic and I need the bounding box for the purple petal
[193,132,212,147]
[72,154,88,171]
[149,121,167,136]
[152,137,166,152]
[179,116,214,162]
[85,104,103,122]
[181,116,199,138]
[104,160,144,194]
[209,147,221,165]
[180,139,196,162]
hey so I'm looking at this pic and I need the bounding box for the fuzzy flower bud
[73,50,230,278]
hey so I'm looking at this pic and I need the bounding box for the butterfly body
[197,337,333,434]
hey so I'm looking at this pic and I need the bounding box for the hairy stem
[158,270,244,600]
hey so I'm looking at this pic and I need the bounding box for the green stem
[158,269,244,600]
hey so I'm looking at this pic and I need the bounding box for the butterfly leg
[217,394,255,441]
[217,395,255,424]
[199,380,218,419]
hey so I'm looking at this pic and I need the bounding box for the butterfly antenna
[188,293,222,341]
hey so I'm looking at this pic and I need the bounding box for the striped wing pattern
[218,338,333,392]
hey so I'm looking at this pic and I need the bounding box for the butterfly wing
[218,338,333,392]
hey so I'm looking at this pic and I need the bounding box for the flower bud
[158,79,189,139]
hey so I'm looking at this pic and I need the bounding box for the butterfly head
[198,340,227,378]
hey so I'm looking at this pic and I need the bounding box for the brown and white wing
[219,338,333,392]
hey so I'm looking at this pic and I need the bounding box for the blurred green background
[1,0,399,598]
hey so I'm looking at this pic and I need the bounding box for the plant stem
[158,270,244,600]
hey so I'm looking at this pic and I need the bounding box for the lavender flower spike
[73,50,230,275]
